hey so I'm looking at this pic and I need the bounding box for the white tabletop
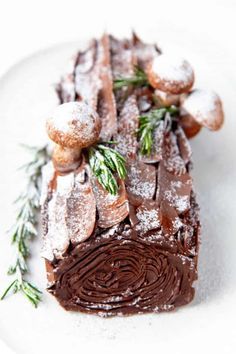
[0,0,235,78]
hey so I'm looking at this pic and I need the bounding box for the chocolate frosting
[42,33,200,316]
[50,230,197,316]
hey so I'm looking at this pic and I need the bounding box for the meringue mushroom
[181,89,224,131]
[147,54,194,94]
[46,101,101,173]
[154,89,180,107]
[179,114,202,139]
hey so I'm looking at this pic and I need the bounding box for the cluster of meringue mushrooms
[46,52,224,176]
[147,54,224,136]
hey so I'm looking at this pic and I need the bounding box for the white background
[0,1,236,354]
[0,0,235,77]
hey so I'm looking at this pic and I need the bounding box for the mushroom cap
[46,101,101,148]
[179,114,202,139]
[147,54,194,94]
[181,89,224,131]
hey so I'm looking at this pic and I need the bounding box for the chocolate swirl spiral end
[46,233,197,317]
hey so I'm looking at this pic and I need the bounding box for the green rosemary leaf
[22,281,42,308]
[89,144,127,195]
[102,140,118,145]
[113,66,148,90]
[0,280,18,300]
[137,106,179,156]
[25,281,43,294]
[1,144,50,306]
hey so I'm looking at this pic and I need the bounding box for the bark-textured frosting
[42,33,200,316]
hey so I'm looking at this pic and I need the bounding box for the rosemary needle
[137,106,179,156]
[113,66,148,90]
[89,144,127,195]
[1,145,50,307]
[1,142,126,307]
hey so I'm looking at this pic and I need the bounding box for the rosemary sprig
[113,66,148,90]
[1,145,50,307]
[89,144,127,195]
[138,106,179,155]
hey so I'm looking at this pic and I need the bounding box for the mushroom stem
[52,144,82,174]
[154,89,180,107]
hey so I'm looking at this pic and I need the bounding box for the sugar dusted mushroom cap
[46,101,101,148]
[181,89,224,131]
[147,54,194,94]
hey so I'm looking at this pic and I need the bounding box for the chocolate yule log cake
[40,33,224,316]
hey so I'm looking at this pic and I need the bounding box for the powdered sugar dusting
[42,173,74,260]
[41,163,96,260]
[51,101,95,135]
[126,160,156,201]
[60,78,75,101]
[135,45,158,66]
[140,121,164,163]
[40,162,55,207]
[48,101,100,148]
[66,165,96,243]
[130,180,155,199]
[98,34,117,141]
[164,180,190,213]
[115,95,139,157]
[176,125,192,163]
[111,40,134,78]
[92,177,129,229]
[75,40,102,109]
[172,217,183,230]
[164,131,186,175]
[152,55,194,84]
[182,89,223,129]
[136,204,160,234]
[183,89,217,115]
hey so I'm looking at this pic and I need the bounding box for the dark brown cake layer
[42,33,200,316]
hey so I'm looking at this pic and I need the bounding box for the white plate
[0,31,235,354]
